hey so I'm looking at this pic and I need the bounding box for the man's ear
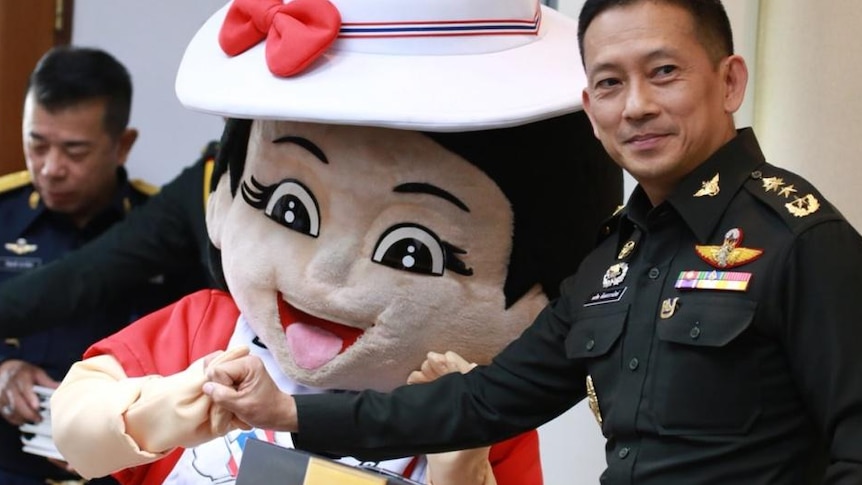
[115,128,139,166]
[206,173,232,249]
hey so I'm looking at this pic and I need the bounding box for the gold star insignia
[761,176,785,192]
[778,184,797,198]
[694,173,720,197]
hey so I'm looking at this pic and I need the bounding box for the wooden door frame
[0,0,74,176]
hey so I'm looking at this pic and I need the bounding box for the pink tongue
[285,322,344,370]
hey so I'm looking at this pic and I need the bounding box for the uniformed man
[0,46,185,485]
[0,140,219,339]
[198,0,862,483]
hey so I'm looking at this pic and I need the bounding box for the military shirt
[293,129,862,484]
[0,141,218,337]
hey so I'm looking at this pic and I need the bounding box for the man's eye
[241,177,321,237]
[595,78,620,89]
[372,224,445,276]
[655,65,677,76]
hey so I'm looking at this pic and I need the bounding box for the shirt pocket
[565,304,628,427]
[652,295,760,436]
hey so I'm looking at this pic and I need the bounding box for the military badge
[675,270,751,292]
[617,240,636,260]
[693,173,720,197]
[4,238,37,255]
[785,194,820,217]
[659,297,680,319]
[761,176,785,192]
[602,262,628,288]
[694,228,762,269]
[586,375,602,426]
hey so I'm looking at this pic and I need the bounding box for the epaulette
[130,178,160,196]
[596,205,625,245]
[745,164,841,235]
[0,170,31,195]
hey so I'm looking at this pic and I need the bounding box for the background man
[0,46,191,485]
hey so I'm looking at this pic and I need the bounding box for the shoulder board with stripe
[0,170,32,195]
[130,178,160,196]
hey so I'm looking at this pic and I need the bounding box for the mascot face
[208,119,548,391]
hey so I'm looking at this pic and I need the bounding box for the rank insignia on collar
[785,194,820,217]
[694,228,762,269]
[693,173,720,197]
[659,297,680,319]
[675,270,751,292]
[602,262,628,288]
[617,240,636,260]
[586,375,602,426]
[4,238,37,255]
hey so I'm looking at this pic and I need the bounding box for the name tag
[584,287,627,306]
[0,256,41,272]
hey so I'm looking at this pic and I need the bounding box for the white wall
[72,0,227,186]
[755,0,862,231]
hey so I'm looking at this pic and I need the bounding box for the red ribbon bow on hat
[219,0,341,77]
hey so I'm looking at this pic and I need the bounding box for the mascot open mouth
[277,295,364,370]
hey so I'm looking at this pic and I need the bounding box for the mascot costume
[51,0,621,483]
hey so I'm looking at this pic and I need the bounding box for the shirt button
[628,358,639,371]
[648,267,661,279]
[618,447,630,459]
[586,339,596,351]
[751,170,762,180]
[689,327,701,339]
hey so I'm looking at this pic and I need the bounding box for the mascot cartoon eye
[372,224,473,277]
[241,177,321,237]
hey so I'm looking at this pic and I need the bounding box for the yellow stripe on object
[203,158,215,209]
[305,457,387,485]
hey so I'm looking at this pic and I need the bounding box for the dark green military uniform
[292,129,862,483]
[0,142,219,338]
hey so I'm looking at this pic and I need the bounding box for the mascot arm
[51,348,249,479]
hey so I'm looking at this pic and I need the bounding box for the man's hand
[407,350,477,385]
[202,354,298,432]
[0,359,57,426]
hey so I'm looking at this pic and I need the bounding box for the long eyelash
[443,242,473,276]
[241,176,276,210]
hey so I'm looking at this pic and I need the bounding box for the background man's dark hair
[26,46,133,138]
[577,0,734,65]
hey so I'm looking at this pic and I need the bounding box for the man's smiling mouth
[277,294,364,370]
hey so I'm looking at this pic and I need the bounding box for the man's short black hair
[577,0,734,65]
[27,46,133,138]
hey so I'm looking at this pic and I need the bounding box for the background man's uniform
[0,166,194,484]
[0,142,218,338]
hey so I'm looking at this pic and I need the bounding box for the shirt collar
[621,128,766,243]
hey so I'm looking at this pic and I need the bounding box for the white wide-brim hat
[176,0,586,132]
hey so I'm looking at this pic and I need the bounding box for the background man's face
[22,93,129,227]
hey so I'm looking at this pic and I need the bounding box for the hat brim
[176,4,586,132]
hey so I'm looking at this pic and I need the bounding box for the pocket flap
[565,305,628,359]
[657,296,757,347]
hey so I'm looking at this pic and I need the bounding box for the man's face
[22,92,133,226]
[581,2,744,203]
[208,120,548,391]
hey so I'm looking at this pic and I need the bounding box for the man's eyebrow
[273,135,328,164]
[393,182,470,213]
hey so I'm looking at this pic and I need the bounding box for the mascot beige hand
[51,346,250,479]
[408,352,497,485]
